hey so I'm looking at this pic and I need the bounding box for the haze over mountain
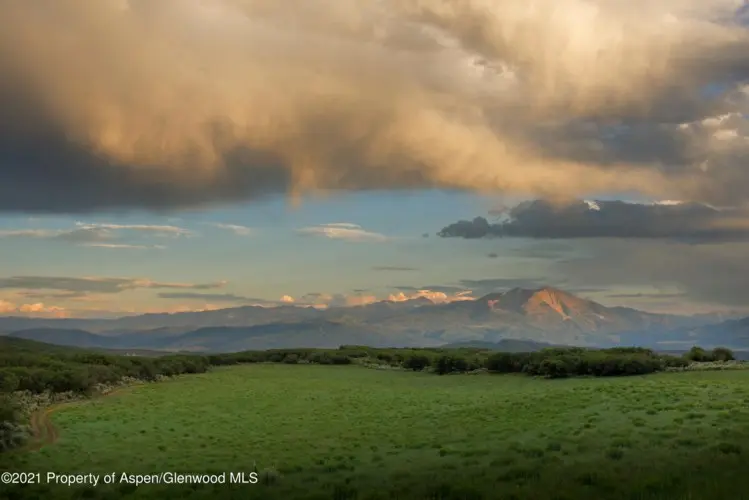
[3,287,743,353]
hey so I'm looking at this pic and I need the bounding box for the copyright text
[1,471,259,487]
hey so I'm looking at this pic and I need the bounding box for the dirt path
[26,387,129,452]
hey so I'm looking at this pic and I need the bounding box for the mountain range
[1,287,747,353]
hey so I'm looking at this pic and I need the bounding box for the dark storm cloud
[1,2,749,213]
[438,200,749,243]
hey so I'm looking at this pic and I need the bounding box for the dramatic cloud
[0,276,227,294]
[439,198,749,308]
[297,223,388,242]
[439,199,749,243]
[2,1,749,213]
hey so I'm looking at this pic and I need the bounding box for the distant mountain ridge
[1,286,744,353]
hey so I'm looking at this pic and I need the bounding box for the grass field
[4,364,749,499]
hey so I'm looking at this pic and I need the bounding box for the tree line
[0,342,738,397]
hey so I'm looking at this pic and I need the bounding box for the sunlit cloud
[2,1,749,212]
[0,298,67,318]
[74,222,193,237]
[297,223,389,242]
[387,289,475,304]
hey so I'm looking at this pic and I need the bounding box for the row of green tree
[0,351,212,394]
[683,346,735,362]
[480,346,736,379]
[0,341,738,397]
[207,344,737,378]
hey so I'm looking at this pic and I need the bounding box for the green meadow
[4,364,749,499]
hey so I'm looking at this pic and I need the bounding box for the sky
[1,0,749,318]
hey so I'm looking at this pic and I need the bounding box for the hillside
[8,328,121,348]
[1,286,742,352]
[0,335,87,354]
[0,335,173,357]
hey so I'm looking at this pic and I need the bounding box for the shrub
[685,346,711,362]
[267,352,285,363]
[0,372,19,392]
[485,347,690,379]
[0,395,26,452]
[330,355,352,365]
[661,356,690,369]
[486,352,532,373]
[434,355,471,375]
[283,354,299,364]
[538,358,569,379]
[403,355,430,371]
[711,347,735,362]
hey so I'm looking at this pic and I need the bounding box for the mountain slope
[1,286,739,352]
[8,328,120,349]
[383,286,702,345]
[4,320,432,353]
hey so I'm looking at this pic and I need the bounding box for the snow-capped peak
[584,200,601,211]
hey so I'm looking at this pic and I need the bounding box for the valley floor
[3,365,749,499]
